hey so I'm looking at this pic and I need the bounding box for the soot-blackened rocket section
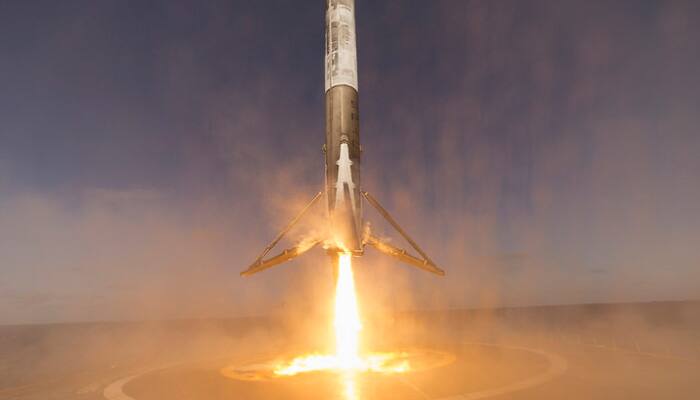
[325,0,362,254]
[241,0,445,277]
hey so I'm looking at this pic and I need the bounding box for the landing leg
[362,191,445,276]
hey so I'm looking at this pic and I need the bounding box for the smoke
[0,0,698,333]
[355,0,700,310]
[2,3,700,399]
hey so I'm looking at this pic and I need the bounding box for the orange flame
[273,253,411,379]
[334,252,362,368]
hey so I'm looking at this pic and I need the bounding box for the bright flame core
[222,253,456,400]
[273,253,411,376]
[334,252,362,368]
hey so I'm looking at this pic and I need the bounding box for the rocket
[242,0,444,277]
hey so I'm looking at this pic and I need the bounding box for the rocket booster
[241,0,444,278]
[324,0,362,253]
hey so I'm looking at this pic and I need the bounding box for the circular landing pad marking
[103,343,567,400]
[435,343,568,400]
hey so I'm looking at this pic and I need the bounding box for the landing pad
[106,343,567,400]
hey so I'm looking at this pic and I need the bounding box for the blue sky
[1,0,699,324]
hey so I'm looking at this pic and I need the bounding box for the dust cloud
[1,0,700,398]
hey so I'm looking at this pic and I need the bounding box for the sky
[1,0,699,324]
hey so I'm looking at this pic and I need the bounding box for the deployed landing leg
[362,191,445,276]
[241,192,323,277]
